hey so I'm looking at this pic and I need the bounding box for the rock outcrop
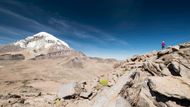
[0,54,25,60]
[54,42,190,107]
[58,82,82,99]
[148,76,190,100]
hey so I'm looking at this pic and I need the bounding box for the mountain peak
[13,32,71,57]
[28,32,70,48]
[33,32,54,38]
[33,32,59,40]
[14,32,70,48]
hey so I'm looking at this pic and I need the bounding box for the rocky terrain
[46,42,190,107]
[0,32,118,107]
[0,32,190,107]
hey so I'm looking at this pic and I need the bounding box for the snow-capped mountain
[0,32,86,60]
[12,32,73,58]
[14,32,70,49]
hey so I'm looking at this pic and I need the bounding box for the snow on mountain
[14,32,70,49]
[13,32,71,58]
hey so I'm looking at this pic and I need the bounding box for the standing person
[162,41,165,49]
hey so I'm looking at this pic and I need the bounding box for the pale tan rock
[143,61,162,76]
[171,45,180,51]
[179,42,190,49]
[148,76,190,100]
[80,91,92,99]
[157,49,172,58]
[136,87,157,107]
[58,82,81,99]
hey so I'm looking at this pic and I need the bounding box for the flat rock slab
[148,76,190,100]
[58,82,78,99]
[157,49,172,57]
[80,91,92,99]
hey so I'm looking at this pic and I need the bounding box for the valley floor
[0,57,116,107]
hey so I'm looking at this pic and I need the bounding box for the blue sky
[0,0,190,59]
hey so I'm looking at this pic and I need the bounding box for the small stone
[131,56,138,62]
[37,92,42,97]
[18,98,25,104]
[9,94,21,98]
[80,91,92,99]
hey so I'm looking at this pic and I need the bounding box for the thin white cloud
[0,7,35,24]
[0,1,128,47]
[0,26,32,36]
[49,18,128,45]
[0,7,59,36]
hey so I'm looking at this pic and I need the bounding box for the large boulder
[58,82,81,99]
[115,96,131,107]
[179,64,190,79]
[148,76,190,100]
[167,61,181,76]
[167,61,190,78]
[135,84,157,107]
[178,49,190,61]
[143,61,162,76]
[159,63,172,76]
[167,45,180,52]
[171,45,180,52]
[157,49,172,58]
[179,42,190,49]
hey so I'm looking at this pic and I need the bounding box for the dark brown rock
[0,54,25,60]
